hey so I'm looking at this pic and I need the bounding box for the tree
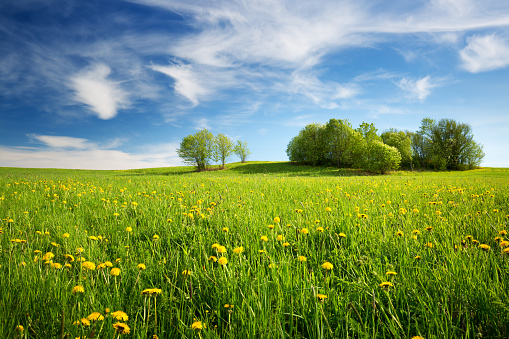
[177,129,215,171]
[418,118,484,170]
[381,129,413,169]
[324,119,359,167]
[286,123,327,166]
[234,140,251,163]
[214,134,235,168]
[364,140,402,174]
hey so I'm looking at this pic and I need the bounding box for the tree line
[177,129,251,171]
[286,117,485,174]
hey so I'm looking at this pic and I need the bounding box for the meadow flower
[113,322,130,334]
[274,217,280,223]
[325,207,332,212]
[316,294,327,301]
[73,318,90,326]
[138,263,146,270]
[298,256,307,262]
[52,263,62,269]
[260,235,268,242]
[300,228,309,235]
[63,233,70,238]
[268,263,277,268]
[126,227,132,232]
[42,252,55,261]
[321,262,333,270]
[504,248,509,254]
[15,325,23,331]
[276,234,284,241]
[182,270,192,276]
[87,312,104,321]
[211,243,220,249]
[72,285,84,294]
[282,242,290,247]
[111,311,129,321]
[396,231,404,237]
[76,247,84,254]
[268,224,274,229]
[218,257,228,265]
[233,247,244,254]
[209,256,218,262]
[500,241,509,248]
[222,227,229,232]
[338,233,346,238]
[379,282,393,288]
[499,230,507,236]
[425,243,433,248]
[217,246,227,253]
[110,267,121,276]
[82,261,96,270]
[479,244,490,251]
[141,288,162,295]
[152,234,160,240]
[64,254,75,262]
[105,261,113,267]
[414,255,421,260]
[191,321,204,330]
[411,336,425,339]
[386,271,397,276]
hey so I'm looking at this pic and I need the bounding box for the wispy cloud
[459,34,509,73]
[395,75,442,101]
[28,134,96,149]
[70,64,129,119]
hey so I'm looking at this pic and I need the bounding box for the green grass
[1,162,508,338]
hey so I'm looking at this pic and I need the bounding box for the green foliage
[324,119,365,168]
[234,140,251,163]
[177,129,215,171]
[381,129,413,167]
[286,123,328,166]
[214,133,235,168]
[364,139,402,174]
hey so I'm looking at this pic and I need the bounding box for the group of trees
[286,117,484,173]
[177,129,250,171]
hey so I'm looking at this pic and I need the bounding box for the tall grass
[0,163,508,338]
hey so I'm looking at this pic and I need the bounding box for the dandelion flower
[141,288,162,296]
[110,267,121,276]
[113,322,130,334]
[217,246,227,254]
[218,257,228,266]
[182,270,192,276]
[276,234,284,241]
[316,294,327,301]
[211,243,220,249]
[386,271,397,276]
[63,233,70,238]
[298,256,307,262]
[209,256,217,262]
[396,231,404,237]
[222,227,229,233]
[274,217,280,223]
[499,230,507,236]
[282,242,290,247]
[316,227,324,233]
[111,311,129,321]
[260,235,268,242]
[411,336,425,339]
[339,233,346,238]
[152,234,160,240]
[379,282,393,288]
[15,325,23,331]
[72,285,84,294]
[325,207,332,212]
[42,252,55,261]
[321,262,333,270]
[233,247,244,254]
[500,241,509,248]
[191,321,204,330]
[479,244,490,251]
[300,228,309,235]
[87,312,104,321]
[268,263,277,268]
[82,261,96,270]
[126,227,132,232]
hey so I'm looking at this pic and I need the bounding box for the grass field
[1,162,508,338]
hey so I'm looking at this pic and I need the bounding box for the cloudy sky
[1,0,509,169]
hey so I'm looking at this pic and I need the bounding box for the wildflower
[211,243,220,249]
[379,282,393,288]
[72,285,85,294]
[82,261,96,270]
[182,270,192,276]
[386,271,397,276]
[141,288,162,295]
[233,247,244,254]
[65,254,75,262]
[414,255,421,260]
[209,256,217,262]
[300,228,309,235]
[274,217,280,223]
[268,263,277,268]
[425,243,433,248]
[276,234,284,241]
[88,236,98,241]
[412,208,419,213]
[111,311,129,321]
[500,241,509,248]
[73,318,91,326]
[110,267,121,276]
[260,235,268,242]
[316,294,327,301]
[191,321,204,330]
[479,244,490,251]
[412,230,420,235]
[504,248,509,254]
[316,227,324,233]
[126,227,132,232]
[87,312,104,321]
[217,246,227,253]
[113,322,131,334]
[321,262,333,270]
[268,224,274,229]
[498,230,507,236]
[222,227,229,233]
[105,261,113,267]
[138,263,146,270]
[411,336,425,339]
[152,234,160,240]
[52,263,62,269]
[282,242,290,247]
[338,233,346,238]
[76,247,84,254]
[396,231,404,237]
[218,257,228,266]
[298,256,307,262]
[63,233,70,238]
[42,252,55,261]
[15,325,23,331]
[425,226,433,232]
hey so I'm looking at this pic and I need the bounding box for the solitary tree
[177,129,215,171]
[234,140,251,163]
[214,134,235,168]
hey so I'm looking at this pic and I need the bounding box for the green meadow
[1,162,508,338]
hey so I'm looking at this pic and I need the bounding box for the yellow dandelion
[211,243,220,249]
[141,288,162,295]
[126,227,132,232]
[218,257,228,266]
[209,256,218,262]
[338,232,346,238]
[316,227,324,233]
[276,234,284,241]
[325,207,332,212]
[500,241,509,248]
[15,325,24,331]
[321,262,333,270]
[233,247,244,254]
[63,233,70,238]
[268,224,275,229]
[113,322,130,334]
[300,228,309,235]
[72,285,84,294]
[396,231,404,237]
[260,235,268,242]
[110,267,121,276]
[274,217,280,223]
[137,263,146,270]
[479,244,490,251]
[87,312,104,321]
[316,294,328,301]
[282,242,290,247]
[222,227,229,232]
[379,282,393,288]
[217,245,227,254]
[386,271,397,276]
[191,321,204,330]
[82,261,96,270]
[111,311,129,321]
[182,270,192,276]
[152,234,160,240]
[298,256,307,262]
[105,261,113,267]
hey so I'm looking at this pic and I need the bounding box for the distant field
[1,162,508,338]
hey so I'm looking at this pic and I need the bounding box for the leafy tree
[364,140,402,174]
[286,123,327,166]
[214,134,235,168]
[418,118,484,170]
[381,129,413,169]
[323,119,362,168]
[234,140,251,163]
[177,129,215,171]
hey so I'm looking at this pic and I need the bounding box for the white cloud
[195,118,210,130]
[0,140,182,170]
[459,34,509,73]
[395,75,440,101]
[27,134,95,149]
[70,64,129,119]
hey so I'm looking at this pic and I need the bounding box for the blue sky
[1,0,509,169]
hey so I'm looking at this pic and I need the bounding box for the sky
[1,0,509,170]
